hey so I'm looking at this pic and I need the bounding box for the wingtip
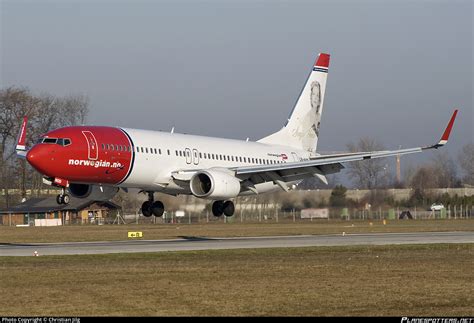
[438,109,458,145]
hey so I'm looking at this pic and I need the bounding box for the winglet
[437,109,458,146]
[16,116,28,151]
[427,109,458,149]
[15,116,29,158]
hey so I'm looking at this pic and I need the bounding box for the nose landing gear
[56,188,70,205]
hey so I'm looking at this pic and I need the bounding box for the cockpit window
[43,138,58,144]
[37,137,71,146]
[57,138,71,146]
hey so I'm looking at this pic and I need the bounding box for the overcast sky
[1,0,472,177]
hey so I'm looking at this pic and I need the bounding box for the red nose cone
[26,147,37,165]
[26,145,52,177]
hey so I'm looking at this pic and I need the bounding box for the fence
[107,204,473,225]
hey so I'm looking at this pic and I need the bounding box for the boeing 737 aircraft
[15,53,458,217]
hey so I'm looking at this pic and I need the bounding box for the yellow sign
[128,231,143,238]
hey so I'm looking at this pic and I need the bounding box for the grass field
[0,244,472,316]
[0,219,473,243]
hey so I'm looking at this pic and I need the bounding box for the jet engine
[68,183,119,201]
[190,169,241,200]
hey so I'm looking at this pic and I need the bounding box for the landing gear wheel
[141,201,153,217]
[212,201,224,217]
[56,194,70,205]
[223,201,235,217]
[152,201,164,217]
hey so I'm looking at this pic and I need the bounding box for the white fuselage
[121,128,311,195]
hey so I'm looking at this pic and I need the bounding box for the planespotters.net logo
[68,159,123,169]
[402,318,473,323]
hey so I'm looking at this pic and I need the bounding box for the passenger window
[199,152,202,158]
[167,149,170,155]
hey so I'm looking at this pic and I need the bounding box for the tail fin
[258,53,330,153]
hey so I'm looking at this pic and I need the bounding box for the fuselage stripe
[117,128,135,185]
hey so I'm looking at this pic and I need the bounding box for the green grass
[0,244,472,316]
[0,219,473,243]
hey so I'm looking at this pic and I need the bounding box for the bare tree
[346,137,389,189]
[410,165,438,191]
[0,87,41,206]
[0,86,89,207]
[430,152,458,188]
[458,143,474,185]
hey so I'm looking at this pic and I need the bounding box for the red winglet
[314,53,330,68]
[16,116,28,150]
[440,109,458,142]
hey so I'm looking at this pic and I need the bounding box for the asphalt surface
[0,231,472,256]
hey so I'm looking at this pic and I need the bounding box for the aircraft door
[82,131,98,160]
[291,152,300,162]
[193,149,199,165]
[185,148,192,164]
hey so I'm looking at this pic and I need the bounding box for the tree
[430,152,458,188]
[346,137,389,189]
[329,185,347,207]
[458,143,474,185]
[410,165,438,191]
[0,86,89,207]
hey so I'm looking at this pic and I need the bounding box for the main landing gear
[212,200,235,217]
[56,188,70,205]
[141,192,165,217]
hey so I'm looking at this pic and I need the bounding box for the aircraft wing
[172,110,457,191]
[232,109,458,190]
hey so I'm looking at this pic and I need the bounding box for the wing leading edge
[234,109,458,181]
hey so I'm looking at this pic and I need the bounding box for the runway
[0,231,472,256]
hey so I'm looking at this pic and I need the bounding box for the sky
[1,0,472,181]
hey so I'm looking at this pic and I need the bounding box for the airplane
[15,53,458,217]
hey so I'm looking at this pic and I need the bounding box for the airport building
[0,197,121,226]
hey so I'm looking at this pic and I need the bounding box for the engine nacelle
[190,169,241,200]
[68,183,119,201]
